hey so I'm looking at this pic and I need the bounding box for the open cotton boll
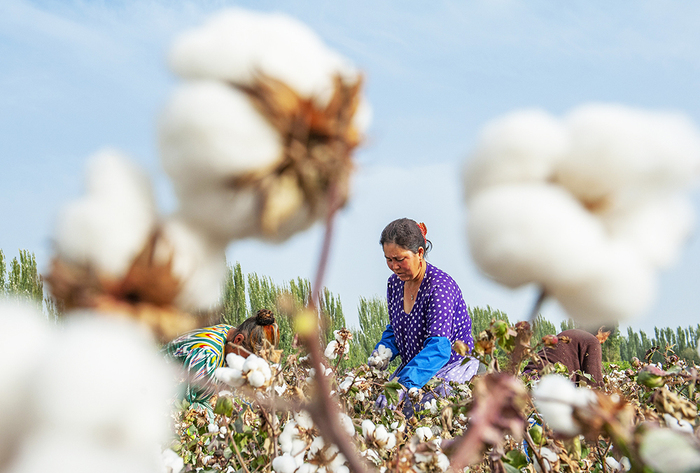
[159,81,283,188]
[639,428,700,473]
[31,315,176,458]
[54,150,156,279]
[558,104,700,205]
[6,429,158,473]
[602,195,695,269]
[0,301,51,467]
[533,375,597,437]
[157,217,227,311]
[552,242,656,328]
[463,109,568,201]
[168,9,359,107]
[467,183,609,289]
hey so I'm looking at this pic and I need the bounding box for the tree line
[3,249,699,366]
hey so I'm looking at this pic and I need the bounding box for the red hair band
[417,222,427,243]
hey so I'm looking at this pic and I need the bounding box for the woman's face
[383,242,424,282]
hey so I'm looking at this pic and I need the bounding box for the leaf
[504,449,528,469]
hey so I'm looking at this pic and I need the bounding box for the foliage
[0,249,58,321]
[170,317,700,473]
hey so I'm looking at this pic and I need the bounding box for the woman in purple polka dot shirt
[369,218,478,393]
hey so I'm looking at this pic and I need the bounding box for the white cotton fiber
[558,104,700,206]
[552,242,656,328]
[168,9,359,107]
[159,80,283,188]
[30,316,176,459]
[467,183,608,289]
[54,150,156,279]
[157,217,228,311]
[463,109,569,201]
[0,301,51,467]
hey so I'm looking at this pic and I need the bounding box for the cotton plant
[463,105,700,326]
[0,301,178,473]
[46,150,228,342]
[324,329,353,361]
[159,8,371,243]
[215,353,274,389]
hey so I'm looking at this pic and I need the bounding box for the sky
[1,0,700,335]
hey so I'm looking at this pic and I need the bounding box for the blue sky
[2,0,700,334]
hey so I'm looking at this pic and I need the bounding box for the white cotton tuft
[532,375,597,437]
[338,413,356,437]
[168,9,359,107]
[0,301,51,466]
[6,429,159,473]
[463,109,569,201]
[214,367,244,388]
[54,150,156,279]
[30,315,176,458]
[162,448,185,473]
[558,104,700,205]
[226,353,247,371]
[361,419,375,438]
[271,453,299,473]
[639,428,700,473]
[159,81,283,189]
[552,242,656,328]
[156,217,227,311]
[467,184,608,289]
[602,195,695,269]
[324,340,339,359]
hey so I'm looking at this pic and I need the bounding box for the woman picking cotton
[369,218,478,411]
[164,309,280,411]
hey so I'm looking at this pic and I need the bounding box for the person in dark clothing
[524,328,608,387]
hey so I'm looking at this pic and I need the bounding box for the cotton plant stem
[523,430,548,473]
[527,289,547,325]
[302,182,371,473]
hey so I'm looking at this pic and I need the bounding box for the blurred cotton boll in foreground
[464,104,700,327]
[639,427,700,473]
[532,375,597,437]
[0,301,51,469]
[53,149,156,280]
[47,151,227,342]
[160,8,370,242]
[0,303,178,473]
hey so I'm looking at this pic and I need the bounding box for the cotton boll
[54,150,156,279]
[157,217,227,311]
[162,448,185,473]
[168,9,359,107]
[272,453,299,473]
[338,413,356,437]
[31,316,176,458]
[6,429,158,473]
[533,375,596,437]
[325,340,339,359]
[467,183,608,289]
[559,104,700,206]
[173,185,261,242]
[0,301,51,467]
[361,420,375,438]
[463,109,568,201]
[552,243,656,328]
[215,367,244,388]
[160,80,283,188]
[247,370,267,388]
[226,353,246,371]
[602,195,695,269]
[640,428,700,473]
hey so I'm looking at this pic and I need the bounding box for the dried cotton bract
[160,9,370,242]
[464,105,700,326]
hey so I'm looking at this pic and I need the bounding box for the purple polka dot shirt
[388,262,475,373]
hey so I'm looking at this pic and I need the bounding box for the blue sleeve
[374,324,399,361]
[396,336,451,389]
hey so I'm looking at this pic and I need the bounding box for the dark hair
[379,218,432,254]
[230,309,280,354]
